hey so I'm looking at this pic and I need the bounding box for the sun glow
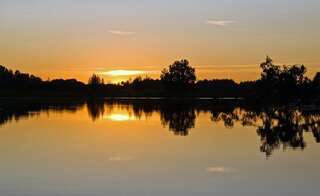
[102,70,146,77]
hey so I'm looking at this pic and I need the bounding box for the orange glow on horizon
[101,70,147,77]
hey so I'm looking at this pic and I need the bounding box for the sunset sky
[1,0,319,83]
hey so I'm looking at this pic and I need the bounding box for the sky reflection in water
[0,99,319,196]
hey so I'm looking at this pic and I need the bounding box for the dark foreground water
[0,99,319,196]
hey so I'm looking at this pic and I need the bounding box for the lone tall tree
[160,59,196,89]
[88,74,104,88]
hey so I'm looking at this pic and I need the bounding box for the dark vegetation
[0,98,319,157]
[0,57,319,103]
[1,57,319,158]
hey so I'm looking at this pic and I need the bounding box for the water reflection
[0,99,85,126]
[105,114,136,121]
[0,99,319,157]
[86,99,105,121]
[159,104,196,136]
[211,106,320,157]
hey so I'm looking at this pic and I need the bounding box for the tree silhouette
[0,65,42,89]
[88,74,104,87]
[314,72,320,86]
[0,57,318,100]
[160,59,196,89]
[260,56,281,82]
[259,56,308,100]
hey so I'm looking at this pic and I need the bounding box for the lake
[0,98,319,196]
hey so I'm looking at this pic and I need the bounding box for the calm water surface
[0,99,319,196]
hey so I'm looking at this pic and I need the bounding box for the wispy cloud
[108,30,136,35]
[206,20,236,26]
[206,166,235,173]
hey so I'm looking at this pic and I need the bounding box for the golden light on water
[104,114,136,121]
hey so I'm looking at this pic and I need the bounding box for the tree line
[0,57,319,102]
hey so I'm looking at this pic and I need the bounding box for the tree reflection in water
[159,103,196,136]
[0,99,319,157]
[0,99,85,126]
[86,99,105,121]
[210,106,320,157]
